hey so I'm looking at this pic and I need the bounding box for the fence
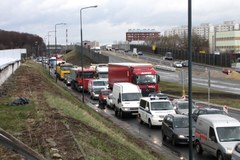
[130,45,239,67]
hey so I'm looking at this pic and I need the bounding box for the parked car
[164,52,173,60]
[172,99,196,115]
[192,107,226,121]
[98,89,111,109]
[148,92,169,100]
[138,97,175,128]
[173,61,183,68]
[162,114,195,146]
[232,143,240,160]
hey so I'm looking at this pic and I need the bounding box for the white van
[195,114,240,160]
[112,82,142,118]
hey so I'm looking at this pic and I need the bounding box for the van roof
[114,82,141,93]
[198,115,240,127]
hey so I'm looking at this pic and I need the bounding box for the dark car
[192,107,226,121]
[162,114,195,146]
[148,92,169,100]
[164,52,173,60]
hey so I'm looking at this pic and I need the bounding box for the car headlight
[122,107,130,111]
[178,135,185,138]
[226,148,233,154]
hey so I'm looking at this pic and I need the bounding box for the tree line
[0,29,45,57]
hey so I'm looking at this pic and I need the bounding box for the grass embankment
[160,81,240,108]
[0,61,164,160]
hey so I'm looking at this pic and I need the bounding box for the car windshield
[136,75,157,84]
[207,109,224,114]
[98,72,108,78]
[150,101,173,110]
[93,81,106,86]
[174,117,195,128]
[122,93,142,101]
[178,102,196,109]
[217,127,240,142]
[61,65,73,70]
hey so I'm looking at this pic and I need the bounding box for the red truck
[70,67,96,92]
[108,63,160,96]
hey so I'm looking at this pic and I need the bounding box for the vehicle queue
[48,57,239,160]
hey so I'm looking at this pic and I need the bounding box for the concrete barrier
[0,61,21,86]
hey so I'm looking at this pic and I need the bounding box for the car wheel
[162,132,166,141]
[172,136,176,146]
[217,151,223,160]
[138,115,143,124]
[195,141,203,154]
[119,110,124,119]
[115,109,118,117]
[148,119,152,129]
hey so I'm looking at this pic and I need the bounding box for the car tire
[217,151,223,160]
[148,119,152,129]
[195,141,203,154]
[119,110,124,119]
[115,109,118,117]
[162,132,166,141]
[138,115,143,124]
[172,136,176,146]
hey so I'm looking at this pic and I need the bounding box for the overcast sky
[1,0,240,45]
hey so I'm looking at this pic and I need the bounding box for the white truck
[112,82,142,118]
[95,64,108,81]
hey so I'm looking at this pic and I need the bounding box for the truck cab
[56,62,73,80]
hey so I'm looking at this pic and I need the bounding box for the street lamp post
[80,5,97,103]
[55,23,66,82]
[48,31,55,58]
[55,23,66,55]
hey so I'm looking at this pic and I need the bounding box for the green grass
[0,97,37,132]
[44,93,163,160]
[160,81,240,108]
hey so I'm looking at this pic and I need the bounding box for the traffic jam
[51,56,240,160]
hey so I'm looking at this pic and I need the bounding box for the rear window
[150,101,173,110]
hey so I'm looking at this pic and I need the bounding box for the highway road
[50,51,240,160]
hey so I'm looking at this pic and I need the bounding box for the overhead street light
[54,23,66,82]
[48,31,55,58]
[55,23,66,55]
[80,5,98,103]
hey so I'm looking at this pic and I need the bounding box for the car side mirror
[210,136,217,142]
[117,98,121,104]
[173,106,176,110]
[145,107,149,111]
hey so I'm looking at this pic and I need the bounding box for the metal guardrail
[0,128,46,160]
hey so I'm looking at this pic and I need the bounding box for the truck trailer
[108,63,160,96]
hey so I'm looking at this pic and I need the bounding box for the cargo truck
[70,67,96,92]
[108,63,160,96]
[56,62,73,80]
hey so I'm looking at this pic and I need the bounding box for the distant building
[126,29,160,42]
[215,30,240,54]
[164,21,240,53]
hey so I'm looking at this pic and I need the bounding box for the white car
[138,97,175,128]
[173,61,183,68]
[232,143,240,160]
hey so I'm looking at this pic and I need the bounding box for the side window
[140,100,146,108]
[209,127,217,142]
[199,110,205,115]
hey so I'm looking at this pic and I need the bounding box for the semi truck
[70,67,96,92]
[108,63,160,96]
